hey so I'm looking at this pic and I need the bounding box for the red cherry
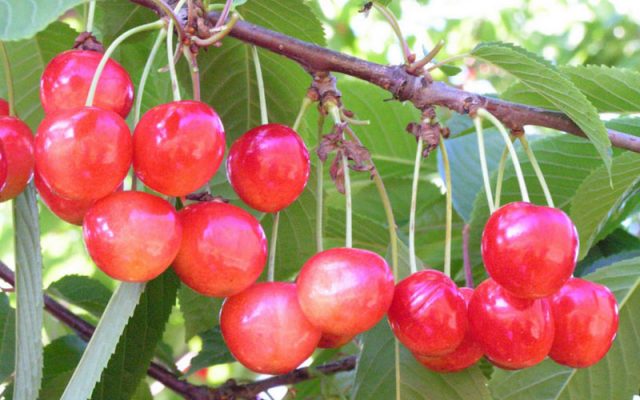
[35,107,132,201]
[227,123,310,212]
[481,202,578,299]
[387,270,467,356]
[468,278,555,369]
[0,99,8,116]
[318,332,354,349]
[172,202,267,297]
[412,287,483,373]
[35,172,95,225]
[0,142,7,193]
[549,278,618,368]
[40,50,134,118]
[297,248,395,337]
[83,191,182,282]
[0,116,34,202]
[133,101,225,196]
[220,282,321,374]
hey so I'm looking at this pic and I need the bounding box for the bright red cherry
[40,50,134,118]
[387,270,467,356]
[83,191,182,282]
[172,201,267,297]
[0,142,7,192]
[468,278,555,369]
[227,123,310,212]
[297,248,395,337]
[318,333,354,349]
[35,172,95,225]
[481,202,578,299]
[0,116,34,202]
[220,282,321,374]
[35,107,132,201]
[549,278,618,368]
[412,287,483,372]
[133,101,225,197]
[0,99,8,116]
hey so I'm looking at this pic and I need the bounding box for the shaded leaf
[178,284,223,341]
[186,327,234,375]
[0,293,15,384]
[47,275,112,317]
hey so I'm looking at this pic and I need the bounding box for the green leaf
[576,229,640,277]
[186,327,234,375]
[606,117,640,137]
[0,0,86,41]
[47,275,113,318]
[351,321,492,400]
[90,269,180,400]
[60,282,146,400]
[12,184,44,400]
[178,284,223,341]
[472,42,612,172]
[489,257,640,400]
[0,293,15,384]
[39,335,86,399]
[570,151,640,260]
[503,66,640,113]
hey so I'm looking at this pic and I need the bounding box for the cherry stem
[135,29,167,125]
[494,142,511,210]
[409,138,423,275]
[86,0,96,32]
[252,45,268,125]
[0,42,15,117]
[394,340,401,400]
[166,0,188,102]
[410,40,445,72]
[519,135,554,207]
[328,104,352,248]
[439,135,452,278]
[478,108,530,203]
[267,211,280,282]
[462,224,474,288]
[316,114,326,253]
[191,13,239,47]
[474,116,496,213]
[292,97,312,132]
[214,0,233,29]
[371,2,412,64]
[85,20,164,107]
[340,109,369,126]
[182,47,200,101]
[144,0,187,42]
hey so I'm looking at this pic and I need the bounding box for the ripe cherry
[133,101,225,197]
[468,278,555,369]
[83,191,182,282]
[172,201,267,297]
[318,333,354,349]
[227,123,310,212]
[481,202,578,299]
[412,287,483,373]
[297,248,395,337]
[549,278,618,368]
[0,142,7,193]
[387,270,467,356]
[40,50,134,118]
[0,99,8,116]
[220,282,321,374]
[35,172,95,225]
[0,116,34,202]
[35,107,132,201]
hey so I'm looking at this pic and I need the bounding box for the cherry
[40,50,134,118]
[0,116,34,202]
[83,191,182,282]
[35,172,95,226]
[220,282,321,374]
[227,123,310,212]
[133,101,225,197]
[172,201,267,297]
[35,107,132,201]
[0,142,7,193]
[318,333,354,349]
[0,99,8,116]
[468,278,555,369]
[387,270,467,356]
[297,248,395,337]
[481,202,578,299]
[549,277,618,368]
[412,287,483,373]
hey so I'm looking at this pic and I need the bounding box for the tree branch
[0,261,355,400]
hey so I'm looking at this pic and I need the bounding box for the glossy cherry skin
[35,172,95,225]
[387,270,467,356]
[227,123,310,212]
[318,333,354,349]
[297,248,395,337]
[40,50,134,118]
[0,99,8,116]
[83,191,182,282]
[35,107,132,201]
[481,202,578,299]
[220,282,321,374]
[411,288,483,373]
[133,101,225,196]
[0,142,7,193]
[468,278,555,369]
[172,202,267,297]
[549,278,618,368]
[0,116,34,202]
